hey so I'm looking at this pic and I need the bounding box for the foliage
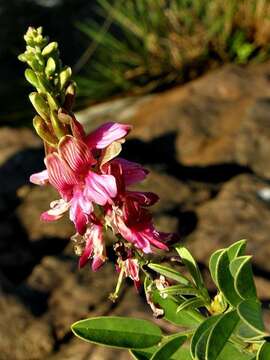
[72,240,270,359]
[77,0,270,100]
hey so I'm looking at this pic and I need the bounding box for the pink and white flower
[31,122,130,234]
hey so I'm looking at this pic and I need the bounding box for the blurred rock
[79,61,270,179]
[0,293,54,360]
[188,174,270,272]
[0,127,41,166]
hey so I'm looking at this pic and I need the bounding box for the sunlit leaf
[71,316,162,349]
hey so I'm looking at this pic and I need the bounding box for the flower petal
[70,190,93,235]
[110,158,149,186]
[85,122,132,150]
[127,191,159,207]
[45,152,78,199]
[85,172,117,205]
[59,135,96,174]
[40,199,70,222]
[30,169,49,185]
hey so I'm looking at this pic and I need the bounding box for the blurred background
[2,0,270,359]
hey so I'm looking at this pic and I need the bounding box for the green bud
[47,93,59,111]
[24,26,48,48]
[25,69,39,88]
[42,41,58,56]
[45,57,56,77]
[36,73,51,93]
[50,110,67,139]
[59,67,72,90]
[33,116,58,146]
[29,92,50,120]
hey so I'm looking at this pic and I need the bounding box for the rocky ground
[2,62,270,359]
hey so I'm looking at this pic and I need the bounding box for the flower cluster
[31,118,172,288]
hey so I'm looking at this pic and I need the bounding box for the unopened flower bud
[58,108,72,124]
[64,81,76,111]
[25,69,39,88]
[59,66,72,90]
[50,110,67,139]
[24,26,48,48]
[33,115,58,146]
[45,57,56,77]
[42,41,58,57]
[29,92,50,120]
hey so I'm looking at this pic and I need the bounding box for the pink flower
[31,122,130,234]
[105,162,170,253]
[123,258,140,291]
[78,222,106,271]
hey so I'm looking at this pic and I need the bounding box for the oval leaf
[209,249,224,285]
[216,249,242,306]
[148,263,190,285]
[150,335,187,360]
[237,300,265,336]
[152,291,203,327]
[71,316,162,349]
[175,246,204,289]
[230,256,257,300]
[257,342,270,360]
[191,315,222,358]
[160,285,200,296]
[206,310,240,360]
[227,239,247,261]
[176,297,205,313]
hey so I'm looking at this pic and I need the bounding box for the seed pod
[29,92,50,120]
[33,115,58,146]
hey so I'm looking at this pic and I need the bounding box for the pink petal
[92,256,105,272]
[59,135,96,174]
[85,122,132,150]
[110,158,149,186]
[30,170,49,185]
[85,172,117,205]
[79,238,93,268]
[70,190,93,235]
[40,199,70,222]
[127,191,159,207]
[70,116,86,139]
[45,153,78,199]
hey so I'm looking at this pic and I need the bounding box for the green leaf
[152,291,203,327]
[175,246,204,289]
[176,297,205,313]
[130,347,157,360]
[209,249,224,284]
[191,315,222,358]
[159,285,200,296]
[219,343,255,360]
[150,334,187,360]
[130,346,192,360]
[237,300,265,339]
[206,310,240,360]
[71,316,162,349]
[230,256,257,300]
[148,263,190,285]
[227,240,247,260]
[216,249,242,306]
[257,342,270,360]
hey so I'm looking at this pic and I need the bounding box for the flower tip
[91,257,105,272]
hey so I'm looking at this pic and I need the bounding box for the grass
[76,0,270,101]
